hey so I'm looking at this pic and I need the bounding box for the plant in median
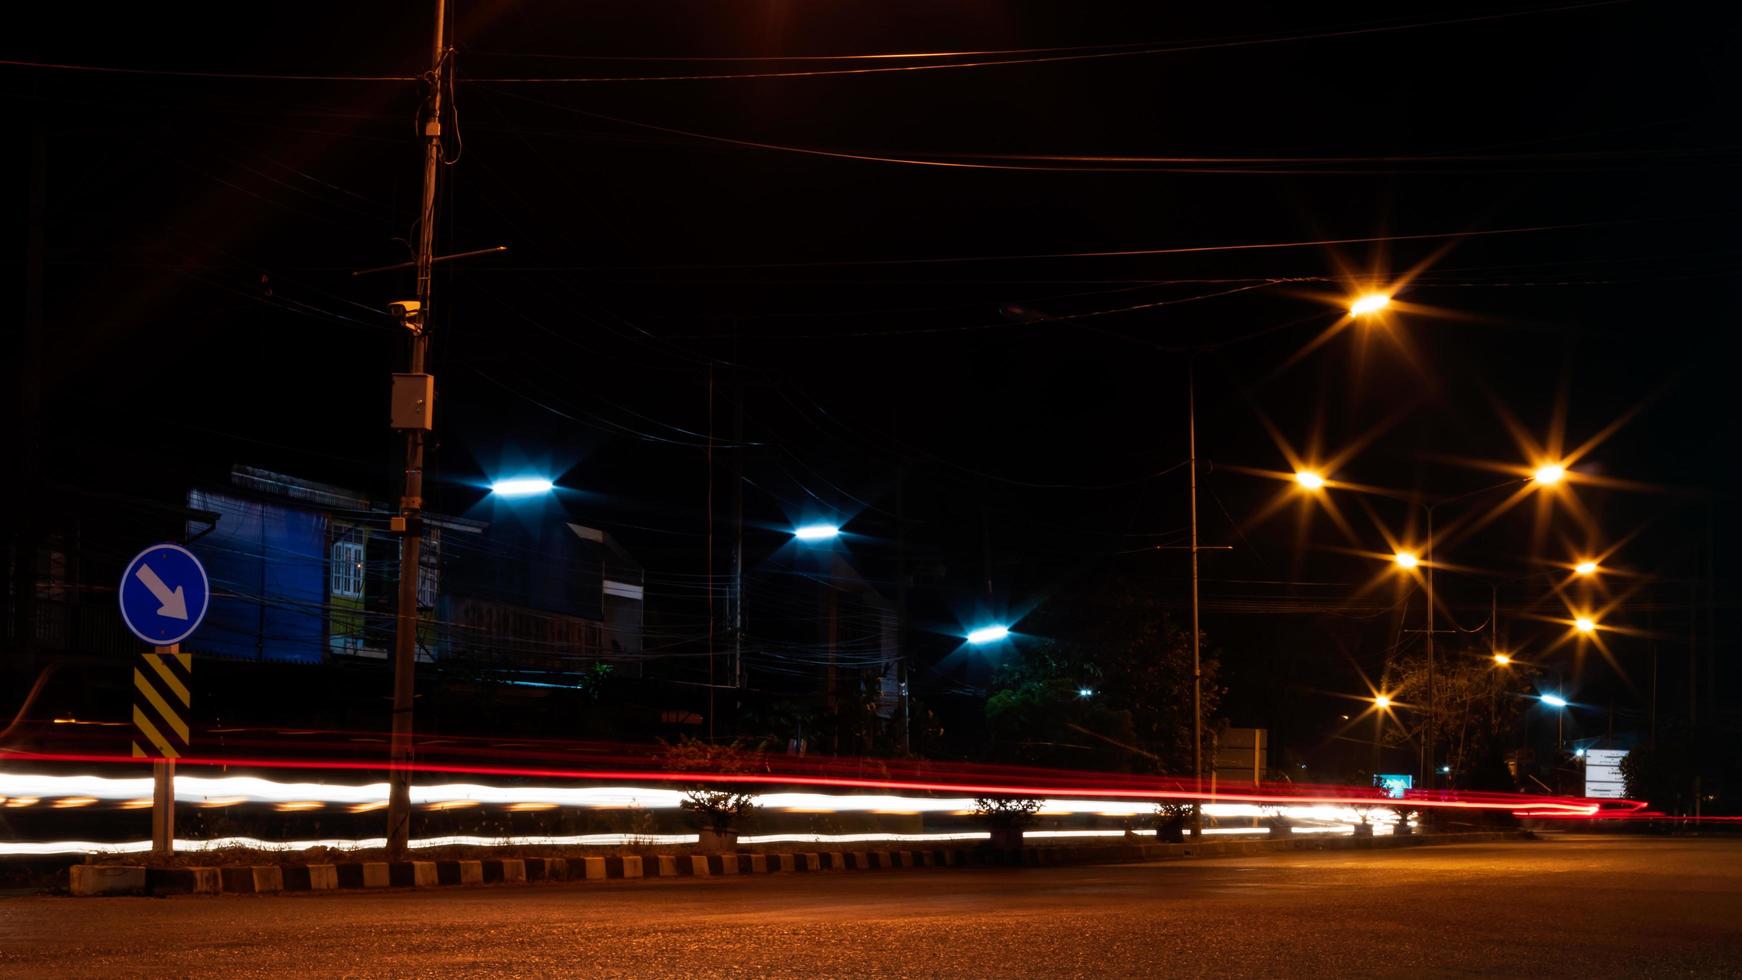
[1393,806,1418,835]
[1153,802,1191,843]
[973,796,1042,849]
[1260,804,1292,835]
[660,736,765,851]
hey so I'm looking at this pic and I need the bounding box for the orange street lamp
[1294,470,1326,491]
[1574,616,1597,634]
[1493,652,1512,667]
[1574,560,1599,576]
[1350,293,1391,317]
[1533,464,1567,485]
[1393,551,1420,569]
[1373,694,1392,710]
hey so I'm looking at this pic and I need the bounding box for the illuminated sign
[1584,749,1629,799]
[1374,774,1413,799]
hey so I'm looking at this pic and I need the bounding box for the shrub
[973,796,1042,828]
[660,737,764,833]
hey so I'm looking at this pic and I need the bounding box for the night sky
[9,2,1739,765]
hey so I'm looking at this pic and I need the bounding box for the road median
[60,830,1530,896]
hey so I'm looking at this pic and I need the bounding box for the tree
[983,581,1221,776]
[1380,647,1537,787]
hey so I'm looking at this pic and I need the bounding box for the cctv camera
[388,299,422,319]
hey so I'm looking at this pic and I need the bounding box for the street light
[1373,694,1392,710]
[1541,692,1569,751]
[1393,551,1420,569]
[1349,293,1391,317]
[966,624,1010,646]
[1294,470,1326,491]
[1574,616,1597,634]
[490,477,555,497]
[1532,464,1566,485]
[793,523,841,542]
[1493,652,1512,667]
[1574,560,1599,576]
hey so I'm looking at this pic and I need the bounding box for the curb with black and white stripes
[66,831,1530,896]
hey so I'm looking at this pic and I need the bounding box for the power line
[468,2,1627,84]
[0,58,415,82]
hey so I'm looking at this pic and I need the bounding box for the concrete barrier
[389,861,438,888]
[148,866,221,895]
[336,862,391,889]
[220,866,283,894]
[743,853,768,873]
[281,864,338,891]
[436,860,484,886]
[523,857,561,882]
[483,859,526,884]
[71,865,147,896]
[706,854,737,875]
[795,852,821,872]
[578,856,607,880]
[650,855,679,877]
[605,855,643,879]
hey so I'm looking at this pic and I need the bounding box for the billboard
[1374,774,1413,799]
[1585,749,1629,799]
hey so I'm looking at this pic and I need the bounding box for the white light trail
[0,774,1402,822]
[0,825,1384,857]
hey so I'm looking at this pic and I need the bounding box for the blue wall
[187,490,328,664]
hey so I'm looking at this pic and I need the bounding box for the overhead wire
[467,2,1628,84]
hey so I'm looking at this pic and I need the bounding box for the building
[3,465,643,738]
[186,466,644,680]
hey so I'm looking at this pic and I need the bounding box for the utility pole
[731,368,744,702]
[385,0,449,860]
[706,366,715,741]
[1424,507,1436,790]
[12,91,45,678]
[1188,369,1204,839]
[896,462,911,755]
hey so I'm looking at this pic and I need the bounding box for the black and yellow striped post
[132,646,191,859]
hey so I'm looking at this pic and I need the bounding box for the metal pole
[1424,506,1435,789]
[151,643,178,861]
[152,759,174,859]
[1689,577,1700,822]
[732,370,744,698]
[707,365,715,741]
[896,462,911,754]
[386,0,448,860]
[1188,369,1204,838]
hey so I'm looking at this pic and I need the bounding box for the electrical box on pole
[391,373,434,431]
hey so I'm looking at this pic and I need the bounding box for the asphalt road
[2,837,1738,978]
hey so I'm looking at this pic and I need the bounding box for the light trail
[0,825,1390,857]
[0,771,1406,819]
[0,753,1614,815]
[0,771,1500,823]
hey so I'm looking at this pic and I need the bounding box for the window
[330,538,364,598]
[417,527,441,610]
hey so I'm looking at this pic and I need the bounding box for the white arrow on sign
[134,564,189,620]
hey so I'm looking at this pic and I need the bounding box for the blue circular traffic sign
[118,544,210,646]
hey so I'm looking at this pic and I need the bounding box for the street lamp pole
[1425,505,1435,788]
[1188,369,1204,839]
